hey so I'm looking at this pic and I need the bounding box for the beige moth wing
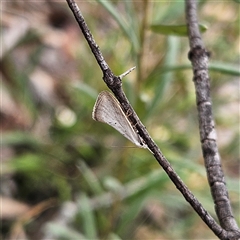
[92,91,146,148]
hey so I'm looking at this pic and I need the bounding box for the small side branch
[185,0,240,239]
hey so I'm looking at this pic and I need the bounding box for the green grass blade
[145,36,180,119]
[77,161,104,195]
[150,23,208,36]
[95,0,139,52]
[78,193,98,239]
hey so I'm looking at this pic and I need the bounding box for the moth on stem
[65,0,235,238]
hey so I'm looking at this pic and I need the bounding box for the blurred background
[1,1,239,239]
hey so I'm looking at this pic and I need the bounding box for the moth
[92,91,147,148]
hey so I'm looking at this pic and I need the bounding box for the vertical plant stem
[185,0,239,237]
[136,0,149,91]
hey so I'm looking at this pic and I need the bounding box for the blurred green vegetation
[1,1,239,239]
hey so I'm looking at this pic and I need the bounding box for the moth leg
[126,108,132,117]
